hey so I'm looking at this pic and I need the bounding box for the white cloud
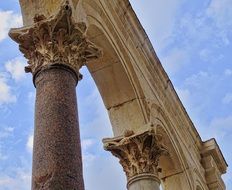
[0,126,14,139]
[0,127,14,161]
[207,0,232,29]
[26,134,33,153]
[81,138,96,163]
[0,169,31,190]
[179,15,213,45]
[222,93,232,104]
[199,48,224,63]
[0,176,12,186]
[5,57,26,81]
[27,91,36,111]
[158,0,232,76]
[0,155,31,189]
[0,74,16,105]
[184,71,210,88]
[206,0,232,45]
[0,10,22,42]
[82,138,95,150]
[179,0,232,48]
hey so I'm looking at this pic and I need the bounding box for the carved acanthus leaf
[103,129,168,180]
[9,1,101,78]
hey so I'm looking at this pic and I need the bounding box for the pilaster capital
[103,129,168,181]
[9,1,101,79]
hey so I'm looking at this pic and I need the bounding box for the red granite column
[32,65,84,189]
[9,2,101,190]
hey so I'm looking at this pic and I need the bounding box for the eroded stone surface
[103,129,167,180]
[128,176,160,190]
[9,1,101,79]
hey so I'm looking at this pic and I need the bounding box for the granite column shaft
[32,66,84,189]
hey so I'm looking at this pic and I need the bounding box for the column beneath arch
[9,2,101,189]
[103,129,167,190]
[32,65,83,189]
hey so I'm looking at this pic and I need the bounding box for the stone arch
[149,103,194,190]
[193,168,209,190]
[196,183,205,190]
[76,1,201,189]
[77,0,148,136]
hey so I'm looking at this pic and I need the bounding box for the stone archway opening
[85,24,146,136]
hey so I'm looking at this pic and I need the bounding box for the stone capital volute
[103,129,168,183]
[9,1,101,81]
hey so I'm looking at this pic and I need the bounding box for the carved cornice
[103,129,168,181]
[9,1,101,79]
[201,139,227,190]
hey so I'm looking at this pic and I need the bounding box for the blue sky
[0,0,231,189]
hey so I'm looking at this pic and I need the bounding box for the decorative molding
[202,155,226,190]
[103,129,168,180]
[201,138,227,174]
[201,139,227,190]
[9,1,101,79]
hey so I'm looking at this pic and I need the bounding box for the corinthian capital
[103,129,167,180]
[9,1,101,78]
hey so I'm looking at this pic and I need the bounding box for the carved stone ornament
[103,129,168,180]
[9,1,101,79]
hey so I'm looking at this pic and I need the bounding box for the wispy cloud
[0,126,14,161]
[0,126,14,139]
[160,0,232,75]
[81,138,96,163]
[82,138,95,150]
[26,134,33,153]
[0,10,22,42]
[0,74,16,105]
[5,57,26,82]
[0,165,31,190]
[179,0,232,47]
[206,0,232,45]
[184,71,215,89]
